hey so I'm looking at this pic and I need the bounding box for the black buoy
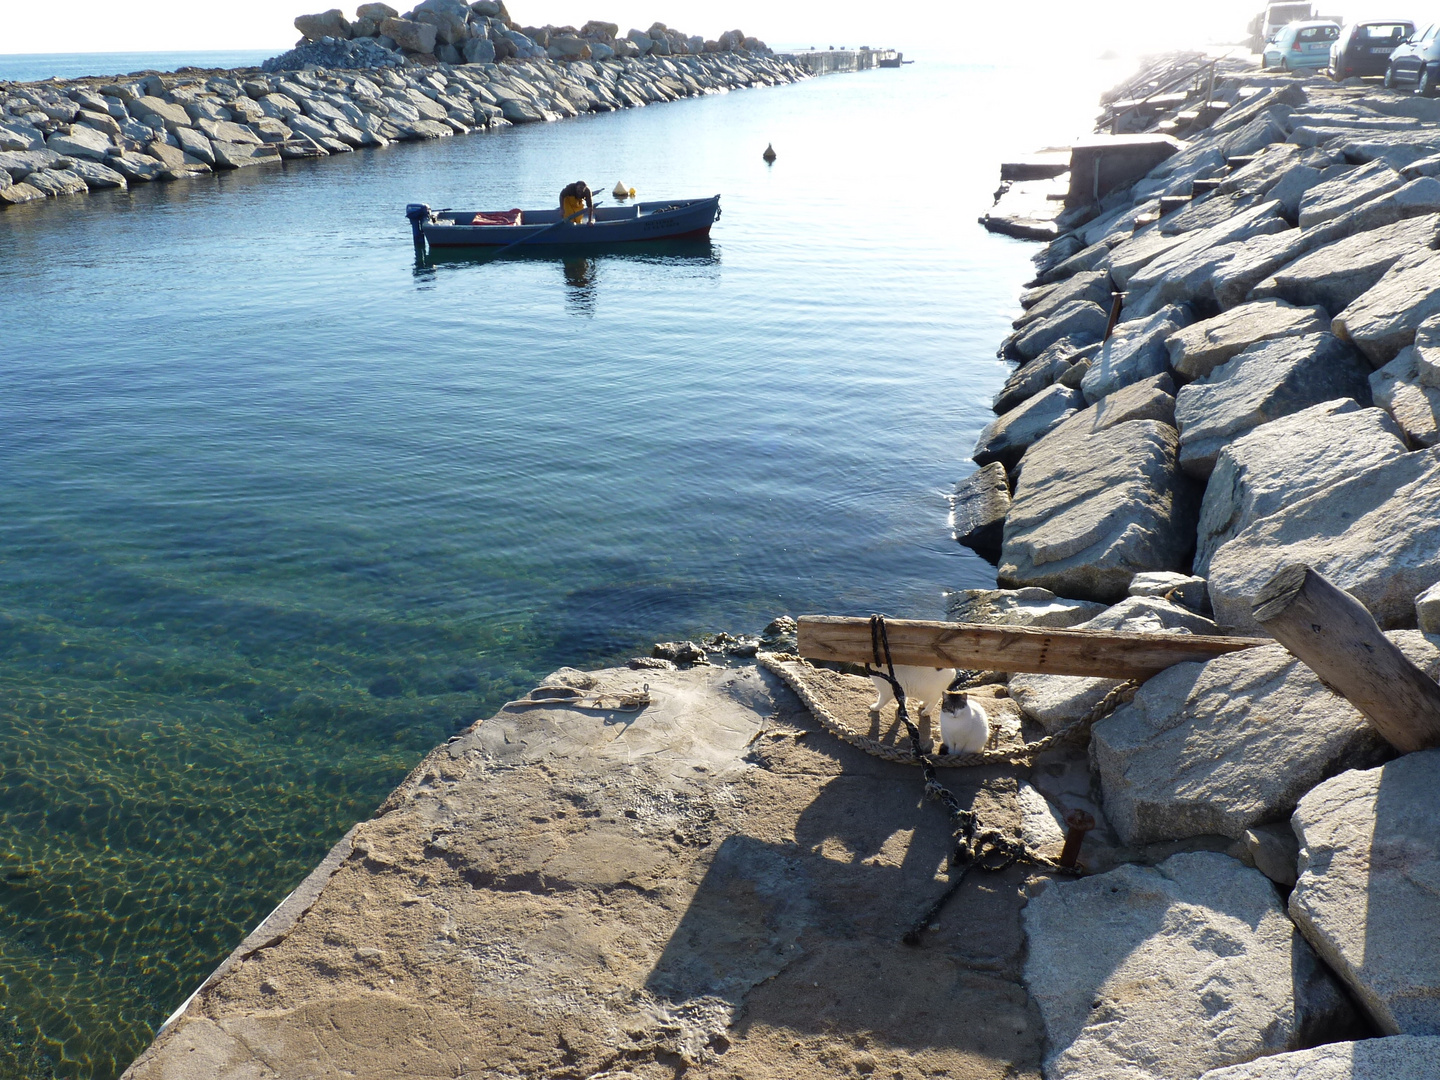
[762,143,776,163]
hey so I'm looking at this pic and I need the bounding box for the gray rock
[1167,299,1328,381]
[1290,747,1440,1034]
[1211,229,1309,309]
[1371,344,1440,446]
[129,95,190,130]
[1253,214,1440,316]
[0,148,61,180]
[1125,200,1288,302]
[1012,299,1111,362]
[1267,163,1325,221]
[66,159,127,190]
[210,141,279,169]
[999,419,1199,603]
[0,122,45,152]
[1157,189,1261,237]
[1010,596,1217,732]
[463,37,496,63]
[993,337,1095,415]
[1024,851,1357,1080]
[950,463,1009,560]
[946,586,1106,628]
[1092,642,1391,845]
[1041,372,1177,447]
[1298,159,1404,229]
[1333,246,1440,366]
[1198,1036,1440,1080]
[0,181,44,204]
[1014,270,1112,330]
[44,125,113,161]
[1243,822,1299,888]
[972,383,1083,470]
[1081,304,1191,403]
[1175,332,1373,479]
[380,16,438,53]
[1038,240,1110,285]
[22,168,88,196]
[105,152,165,183]
[1128,570,1207,611]
[173,126,215,165]
[295,9,352,40]
[1194,398,1407,579]
[1217,141,1300,196]
[1419,582,1440,633]
[1208,448,1440,631]
[1107,228,1190,289]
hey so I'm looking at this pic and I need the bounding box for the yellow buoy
[629,187,636,198]
[762,142,776,163]
[613,181,630,199]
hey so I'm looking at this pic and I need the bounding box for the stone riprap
[1198,1036,1440,1080]
[0,12,802,209]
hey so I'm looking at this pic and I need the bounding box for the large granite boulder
[1298,159,1405,229]
[1217,141,1300,196]
[1418,582,1440,632]
[1124,200,1288,304]
[1195,399,1407,579]
[1198,1036,1440,1079]
[1208,448,1440,631]
[994,336,1096,415]
[972,383,1083,470]
[1167,299,1328,381]
[1174,332,1372,478]
[1080,304,1191,403]
[129,95,190,130]
[44,125,113,161]
[1012,300,1110,361]
[356,2,398,19]
[1024,852,1357,1080]
[999,419,1199,603]
[381,17,438,53]
[1252,213,1440,316]
[950,463,1009,560]
[946,586,1105,627]
[1107,229,1190,289]
[1290,747,1440,1034]
[1333,246,1440,366]
[295,9,351,40]
[1091,642,1392,845]
[1014,270,1112,331]
[1211,229,1309,309]
[1371,343,1440,446]
[1009,596,1217,732]
[67,159,127,190]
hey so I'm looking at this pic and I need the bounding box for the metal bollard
[1058,809,1096,869]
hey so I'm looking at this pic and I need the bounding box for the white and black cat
[868,665,957,721]
[938,690,990,756]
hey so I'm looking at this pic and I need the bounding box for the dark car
[1331,20,1415,79]
[1387,23,1440,94]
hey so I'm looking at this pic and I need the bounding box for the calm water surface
[0,56,1112,1077]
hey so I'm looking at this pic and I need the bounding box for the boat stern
[405,203,432,243]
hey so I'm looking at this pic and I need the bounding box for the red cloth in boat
[469,209,522,226]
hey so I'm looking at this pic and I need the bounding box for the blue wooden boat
[406,195,721,248]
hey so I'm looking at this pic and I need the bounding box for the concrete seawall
[783,48,901,75]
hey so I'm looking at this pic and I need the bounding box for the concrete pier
[783,48,901,75]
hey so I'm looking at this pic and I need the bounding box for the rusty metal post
[1058,809,1096,869]
[1103,292,1124,340]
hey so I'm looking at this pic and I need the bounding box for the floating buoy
[613,181,630,199]
[628,187,636,198]
[762,143,776,163]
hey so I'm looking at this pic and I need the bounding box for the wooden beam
[1253,565,1440,754]
[796,616,1265,681]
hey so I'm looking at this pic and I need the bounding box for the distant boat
[406,196,722,248]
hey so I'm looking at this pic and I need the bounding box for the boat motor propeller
[405,203,433,243]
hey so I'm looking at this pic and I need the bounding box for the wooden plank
[796,616,1265,680]
[1253,565,1440,754]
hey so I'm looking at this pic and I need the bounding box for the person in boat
[559,180,594,225]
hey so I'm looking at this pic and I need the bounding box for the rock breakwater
[0,5,802,210]
[952,60,1440,1077]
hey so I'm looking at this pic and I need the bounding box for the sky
[0,0,1421,56]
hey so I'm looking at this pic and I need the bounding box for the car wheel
[1260,55,1268,70]
[1385,65,1396,89]
[1422,67,1438,97]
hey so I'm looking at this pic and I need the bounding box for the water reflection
[563,257,598,316]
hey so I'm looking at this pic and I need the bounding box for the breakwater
[0,50,805,208]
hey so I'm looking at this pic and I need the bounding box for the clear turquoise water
[0,57,1110,1078]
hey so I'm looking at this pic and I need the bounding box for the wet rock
[999,419,1199,603]
[23,168,89,196]
[946,586,1105,628]
[1081,304,1191,403]
[1198,1036,1440,1080]
[1174,332,1373,479]
[1333,246,1440,366]
[1298,159,1404,229]
[67,159,127,190]
[1092,641,1391,845]
[1128,570,1207,611]
[1167,299,1328,381]
[210,141,279,169]
[973,383,1084,470]
[758,616,797,653]
[652,641,707,665]
[1208,448,1440,632]
[1024,851,1357,1080]
[1243,822,1299,888]
[1290,747,1440,1034]
[1194,398,1407,579]
[1010,596,1216,732]
[0,181,44,204]
[1252,214,1440,316]
[1012,300,1111,361]
[950,463,1009,561]
[628,656,675,671]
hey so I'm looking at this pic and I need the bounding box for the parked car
[1248,2,1320,52]
[1331,20,1415,79]
[1387,24,1440,93]
[1263,20,1342,70]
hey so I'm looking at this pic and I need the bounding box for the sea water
[0,55,1115,1077]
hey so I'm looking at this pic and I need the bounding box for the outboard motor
[405,203,432,243]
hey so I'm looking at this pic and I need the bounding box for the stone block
[993,337,1095,415]
[1128,570,1206,611]
[1211,229,1308,309]
[1125,200,1287,302]
[1198,1037,1440,1080]
[999,419,1199,603]
[1290,748,1440,1034]
[1024,852,1356,1080]
[1167,299,1328,381]
[67,159,127,190]
[44,125,114,161]
[295,9,351,40]
[972,383,1083,470]
[1175,332,1373,479]
[0,181,44,204]
[1012,299,1110,362]
[950,463,1009,561]
[1298,159,1404,229]
[1091,642,1392,845]
[1194,398,1407,579]
[945,587,1105,628]
[1370,345,1440,446]
[1243,822,1299,888]
[1333,246,1440,367]
[1208,448,1440,632]
[1081,304,1191,403]
[1418,582,1440,633]
[1014,269,1112,331]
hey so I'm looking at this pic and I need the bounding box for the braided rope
[756,651,1138,768]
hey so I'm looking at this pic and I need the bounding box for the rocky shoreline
[0,3,802,209]
[944,58,1440,1077]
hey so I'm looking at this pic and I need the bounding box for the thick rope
[756,651,1138,768]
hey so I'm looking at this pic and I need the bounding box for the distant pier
[783,47,902,74]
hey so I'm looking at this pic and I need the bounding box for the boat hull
[417,196,721,248]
